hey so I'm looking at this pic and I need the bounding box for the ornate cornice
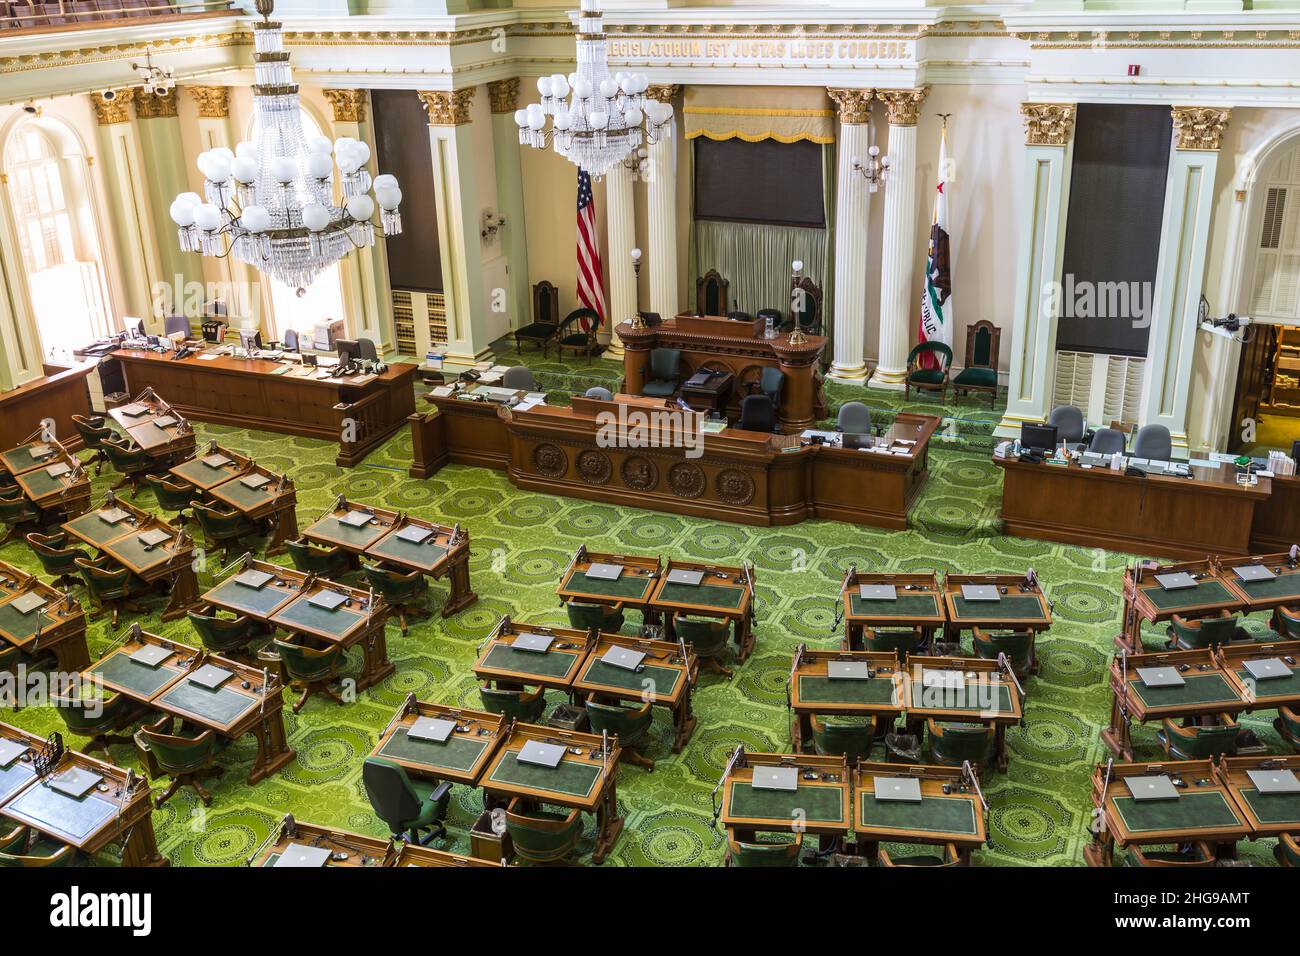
[323,88,368,124]
[1171,106,1230,151]
[132,88,178,120]
[645,84,681,104]
[827,88,873,125]
[418,89,475,127]
[89,90,132,126]
[487,78,521,114]
[877,88,930,127]
[1021,103,1075,147]
[187,85,230,118]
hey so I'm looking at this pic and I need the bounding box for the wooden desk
[200,558,304,622]
[1216,754,1300,840]
[0,563,88,672]
[83,629,294,785]
[943,572,1052,673]
[806,415,938,529]
[169,444,249,491]
[901,655,1024,772]
[0,722,164,866]
[109,390,197,466]
[114,349,416,467]
[1118,560,1242,654]
[371,696,504,786]
[479,722,622,864]
[654,559,756,663]
[616,314,828,432]
[7,439,90,521]
[1085,759,1250,866]
[248,815,390,867]
[852,760,988,863]
[473,618,592,693]
[1218,552,1300,617]
[1217,639,1300,713]
[388,844,505,867]
[787,648,903,753]
[204,461,298,557]
[839,569,945,651]
[718,750,851,838]
[996,455,1271,560]
[556,547,662,621]
[573,633,698,752]
[268,576,391,691]
[1250,472,1300,554]
[0,363,92,456]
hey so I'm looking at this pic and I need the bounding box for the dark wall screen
[371,89,443,294]
[693,138,825,228]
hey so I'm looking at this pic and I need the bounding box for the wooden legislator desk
[0,363,92,455]
[113,348,415,467]
[996,455,1271,560]
[616,313,828,432]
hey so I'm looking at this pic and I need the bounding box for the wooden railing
[0,1,236,33]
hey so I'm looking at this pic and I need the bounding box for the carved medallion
[576,450,612,485]
[668,462,706,499]
[715,469,755,506]
[532,444,567,478]
[621,456,659,492]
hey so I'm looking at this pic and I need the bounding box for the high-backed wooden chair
[516,280,560,356]
[952,320,1001,406]
[696,270,729,317]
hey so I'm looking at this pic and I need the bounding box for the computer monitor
[238,329,263,352]
[335,338,359,364]
[1020,422,1059,454]
[1292,439,1300,463]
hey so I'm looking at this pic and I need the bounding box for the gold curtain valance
[683,86,834,145]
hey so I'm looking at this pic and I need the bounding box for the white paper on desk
[801,429,838,441]
[514,399,542,412]
[1189,458,1216,468]
[1260,470,1275,478]
[198,353,220,361]
[1209,452,1236,463]
[525,392,547,402]
[430,386,454,397]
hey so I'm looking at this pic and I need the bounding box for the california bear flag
[918,125,953,367]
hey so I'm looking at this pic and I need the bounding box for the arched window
[4,119,112,358]
[1250,140,1300,321]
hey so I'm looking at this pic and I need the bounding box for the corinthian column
[604,160,636,360]
[645,84,680,319]
[826,88,873,382]
[871,88,928,389]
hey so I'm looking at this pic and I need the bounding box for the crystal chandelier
[514,0,673,179]
[169,0,402,295]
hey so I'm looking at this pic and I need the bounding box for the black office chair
[1088,427,1127,455]
[356,337,379,363]
[163,315,190,339]
[502,366,536,390]
[756,308,782,331]
[836,401,873,434]
[1048,405,1085,446]
[1133,424,1172,460]
[726,310,753,322]
[738,394,777,432]
[585,386,612,401]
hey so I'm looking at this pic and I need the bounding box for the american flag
[575,170,606,331]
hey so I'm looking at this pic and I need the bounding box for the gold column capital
[487,78,521,114]
[645,84,681,105]
[132,88,178,120]
[827,88,873,125]
[877,88,930,127]
[1171,106,1231,151]
[1021,103,1076,146]
[418,89,475,127]
[187,85,230,118]
[323,89,368,124]
[89,90,133,125]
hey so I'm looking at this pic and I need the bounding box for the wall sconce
[851,145,890,193]
[481,208,507,241]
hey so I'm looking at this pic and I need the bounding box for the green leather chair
[927,720,995,768]
[1166,612,1247,650]
[878,843,961,867]
[672,614,732,677]
[102,436,153,497]
[1158,716,1240,760]
[905,341,953,402]
[0,493,39,546]
[144,474,199,525]
[1276,705,1300,751]
[726,833,802,867]
[0,644,20,676]
[0,826,75,868]
[505,797,583,865]
[479,684,546,723]
[52,690,143,753]
[0,825,26,854]
[973,627,1033,678]
[1276,605,1300,640]
[134,717,223,807]
[555,308,602,362]
[809,714,875,765]
[1277,833,1299,867]
[192,502,257,560]
[75,555,145,628]
[566,600,624,634]
[863,626,923,657]
[1123,843,1215,867]
[286,537,352,578]
[362,563,430,635]
[272,637,344,713]
[72,413,115,475]
[187,608,257,657]
[952,320,1000,407]
[584,695,655,770]
[641,347,681,398]
[361,756,451,844]
[26,531,89,589]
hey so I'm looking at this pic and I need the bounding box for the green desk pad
[481,643,578,680]
[0,756,35,804]
[127,420,174,450]
[103,534,175,573]
[158,678,254,727]
[849,593,940,618]
[1236,788,1300,826]
[366,534,448,570]
[657,581,745,609]
[0,600,48,642]
[5,782,116,843]
[171,458,241,487]
[206,577,295,617]
[858,794,979,836]
[487,749,601,799]
[1236,667,1300,702]
[378,727,489,774]
[305,515,388,550]
[1127,672,1241,709]
[949,594,1045,621]
[728,781,845,824]
[1140,579,1235,612]
[1112,790,1242,834]
[211,479,274,512]
[1234,572,1300,603]
[90,653,184,698]
[274,598,364,638]
[65,511,135,546]
[797,675,899,706]
[1,444,48,474]
[909,682,1014,714]
[564,573,654,600]
[19,468,65,498]
[579,659,680,696]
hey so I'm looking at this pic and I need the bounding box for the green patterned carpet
[2,367,1291,866]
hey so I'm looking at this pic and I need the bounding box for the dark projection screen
[371,90,443,294]
[1055,104,1172,356]
[693,138,825,227]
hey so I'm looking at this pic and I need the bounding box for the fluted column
[871,89,927,389]
[827,89,873,382]
[604,161,636,361]
[487,79,531,351]
[645,84,680,320]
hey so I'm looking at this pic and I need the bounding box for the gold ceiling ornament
[1020,103,1075,146]
[418,89,475,126]
[1171,106,1231,151]
[487,78,521,114]
[878,87,930,127]
[826,88,873,125]
[323,89,367,124]
[187,85,230,118]
[89,90,132,125]
[645,84,681,105]
[132,88,178,120]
